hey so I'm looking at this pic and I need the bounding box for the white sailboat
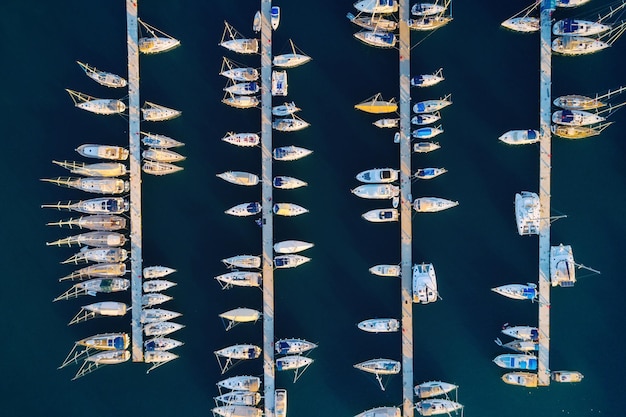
[355,407,400,417]
[46,231,127,247]
[222,132,260,147]
[413,95,452,113]
[41,197,129,215]
[143,266,176,279]
[141,293,173,307]
[225,202,262,217]
[142,160,183,176]
[222,94,259,109]
[273,240,314,254]
[41,177,128,195]
[553,19,611,36]
[415,399,463,416]
[414,167,447,180]
[274,254,311,269]
[76,144,128,160]
[224,81,260,96]
[346,12,398,32]
[275,339,318,355]
[215,391,261,407]
[276,355,314,371]
[273,39,312,68]
[552,109,605,126]
[356,168,398,183]
[142,148,185,163]
[53,160,127,177]
[212,405,262,417]
[275,389,287,417]
[220,57,259,82]
[414,381,458,399]
[219,21,258,54]
[358,318,400,333]
[499,129,539,145]
[273,102,300,116]
[501,1,540,33]
[411,68,444,87]
[214,271,262,288]
[217,375,261,392]
[140,308,182,324]
[413,197,458,212]
[217,171,259,186]
[373,118,399,128]
[551,370,584,383]
[65,89,125,115]
[273,116,310,132]
[141,131,184,148]
[412,263,438,304]
[501,324,539,341]
[552,36,609,55]
[354,0,398,13]
[273,176,308,189]
[215,344,262,360]
[273,146,313,161]
[412,125,443,139]
[138,19,180,54]
[412,3,446,16]
[413,142,441,153]
[142,279,177,293]
[77,61,127,88]
[143,321,184,337]
[222,255,261,269]
[141,101,181,122]
[556,0,591,8]
[62,247,128,265]
[362,208,399,223]
[219,308,261,330]
[354,31,397,48]
[491,283,538,301]
[354,358,401,375]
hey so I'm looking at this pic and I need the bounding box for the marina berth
[274,254,311,269]
[222,132,260,147]
[356,168,398,183]
[551,370,584,383]
[501,325,539,341]
[273,240,314,254]
[491,283,538,301]
[501,371,538,387]
[76,144,129,160]
[214,391,261,407]
[411,68,444,87]
[272,116,310,132]
[272,203,309,216]
[219,308,261,324]
[414,381,458,399]
[413,142,441,153]
[493,353,538,370]
[355,93,398,114]
[220,21,259,54]
[214,271,262,288]
[275,389,287,417]
[65,89,126,115]
[225,202,262,217]
[141,293,173,307]
[46,231,126,247]
[138,19,180,54]
[354,31,397,48]
[412,125,443,139]
[273,102,301,117]
[53,160,127,177]
[142,148,185,163]
[215,344,262,360]
[354,358,401,375]
[81,301,128,317]
[411,113,441,125]
[551,36,609,55]
[46,215,127,231]
[415,399,463,416]
[141,131,185,148]
[550,244,576,287]
[222,255,261,269]
[59,262,126,282]
[498,129,539,145]
[142,279,177,293]
[413,95,452,113]
[346,12,398,31]
[275,338,318,355]
[217,171,259,186]
[142,160,184,175]
[412,3,446,16]
[413,197,458,212]
[414,167,447,180]
[362,208,399,223]
[141,101,181,122]
[271,6,281,30]
[553,18,610,36]
[273,146,313,161]
[273,40,312,68]
[140,308,182,324]
[273,176,308,189]
[222,94,259,109]
[143,265,176,279]
[217,375,262,392]
[352,184,400,199]
[272,70,288,96]
[369,264,401,277]
[412,263,438,304]
[62,247,128,265]
[224,81,260,96]
[357,318,400,333]
[354,407,401,417]
[212,405,262,417]
[515,191,540,235]
[76,61,127,88]
[77,333,129,351]
[276,355,314,371]
[353,0,398,14]
[41,177,129,195]
[143,321,185,337]
[408,15,453,31]
[373,118,399,128]
[41,197,129,215]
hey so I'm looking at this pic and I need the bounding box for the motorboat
[412,263,438,304]
[352,184,400,199]
[141,101,181,122]
[59,262,126,282]
[369,264,400,277]
[501,17,539,32]
[553,95,604,110]
[550,244,575,287]
[273,102,300,116]
[354,0,399,14]
[52,160,127,177]
[415,399,463,416]
[273,203,308,216]
[414,168,447,180]
[275,389,287,417]
[224,82,260,96]
[217,171,259,186]
[219,21,258,54]
[41,197,129,215]
[217,375,261,392]
[220,57,259,82]
[493,353,538,370]
[556,0,592,8]
[140,308,182,324]
[491,283,537,301]
[355,93,398,114]
[272,70,288,96]
[276,355,313,371]
[357,318,400,333]
[411,68,444,87]
[354,31,397,48]
[414,381,458,399]
[76,61,127,88]
[412,126,443,139]
[373,118,399,128]
[41,177,129,195]
[413,142,440,153]
[411,113,440,125]
[143,279,177,293]
[551,370,584,383]
[552,36,609,55]
[273,176,308,189]
[273,40,312,68]
[275,339,318,355]
[142,148,185,163]
[76,333,129,351]
[273,240,314,254]
[553,18,610,36]
[413,197,458,212]
[274,254,311,269]
[408,16,453,31]
[143,321,184,337]
[354,358,400,375]
[141,131,185,148]
[219,308,261,324]
[62,247,128,265]
[273,146,313,161]
[346,12,398,31]
[215,391,261,407]
[222,94,259,109]
[362,208,399,223]
[501,371,538,387]
[76,144,129,160]
[225,202,262,217]
[215,271,262,287]
[356,168,398,184]
[272,117,310,132]
[215,344,262,360]
[142,160,183,176]
[501,325,539,341]
[499,129,539,145]
[46,231,126,247]
[355,407,400,417]
[144,266,176,279]
[222,255,261,269]
[222,132,260,147]
[141,293,173,307]
[46,215,127,232]
[212,406,262,417]
[65,89,126,115]
[515,191,540,235]
[552,109,605,126]
[413,96,452,113]
[271,6,281,30]
[138,19,180,54]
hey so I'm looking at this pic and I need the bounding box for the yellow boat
[354,93,397,114]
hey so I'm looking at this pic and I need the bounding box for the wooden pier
[537,0,554,386]
[398,0,414,415]
[126,0,143,362]
[260,1,276,415]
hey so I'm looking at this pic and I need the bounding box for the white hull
[273,146,312,161]
[82,301,127,317]
[552,36,609,55]
[501,325,539,341]
[275,389,287,417]
[215,344,261,360]
[76,144,129,160]
[273,240,314,254]
[552,110,605,126]
[142,160,183,176]
[142,148,185,163]
[275,338,318,355]
[362,208,399,222]
[354,31,397,48]
[215,271,262,287]
[354,0,398,13]
[411,3,445,16]
[414,168,447,180]
[412,126,443,139]
[77,61,127,88]
[77,99,126,115]
[415,399,463,416]
[85,349,130,365]
[222,132,260,147]
[139,37,180,54]
[144,350,178,364]
[273,54,311,68]
[356,168,398,183]
[499,130,539,145]
[409,16,453,31]
[414,381,457,399]
[224,82,260,96]
[551,370,584,383]
[143,266,176,279]
[273,203,308,216]
[491,283,537,300]
[222,95,259,109]
[411,72,444,88]
[220,39,259,54]
[141,132,184,148]
[276,355,313,371]
[221,67,259,82]
[553,19,610,36]
[501,371,538,387]
[215,391,261,407]
[141,293,173,307]
[53,161,128,177]
[141,102,181,122]
[219,308,261,323]
[273,102,300,116]
[493,353,537,370]
[413,142,441,153]
[77,333,129,351]
[412,263,438,304]
[412,113,440,125]
[272,70,288,96]
[63,247,128,264]
[369,264,401,277]
[515,191,540,235]
[143,321,184,337]
[355,407,400,417]
[373,118,399,128]
[502,17,539,33]
[217,376,261,392]
[222,255,261,269]
[47,231,126,247]
[358,318,400,333]
[354,358,401,375]
[142,279,177,293]
[273,176,307,189]
[140,308,182,324]
[413,99,452,114]
[217,171,259,186]
[76,278,129,294]
[274,254,311,268]
[225,202,262,217]
[352,184,400,199]
[413,197,458,212]
[550,244,575,287]
[272,118,309,132]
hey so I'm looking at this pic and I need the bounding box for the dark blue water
[2,1,626,416]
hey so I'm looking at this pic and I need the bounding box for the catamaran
[141,131,185,148]
[356,168,398,183]
[358,318,400,333]
[362,208,399,223]
[515,191,540,235]
[273,40,312,68]
[220,21,258,54]
[550,244,576,287]
[493,353,538,370]
[76,61,127,88]
[411,68,444,87]
[225,202,262,217]
[273,203,308,216]
[142,148,185,163]
[354,31,397,48]
[413,95,452,113]
[355,93,398,114]
[41,177,128,195]
[138,19,180,54]
[272,70,288,97]
[217,171,259,186]
[273,240,314,254]
[75,144,128,160]
[273,176,308,189]
[415,399,463,416]
[274,254,311,269]
[222,132,260,147]
[273,146,313,161]
[275,339,318,355]
[65,89,125,115]
[275,389,287,417]
[369,264,400,277]
[142,160,183,176]
[46,231,127,248]
[414,381,458,399]
[41,197,129,215]
[415,168,447,180]
[413,197,458,212]
[141,101,181,122]
[499,129,539,145]
[413,142,441,153]
[412,263,438,304]
[46,215,127,232]
[491,283,538,301]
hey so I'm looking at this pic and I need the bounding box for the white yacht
[212,406,262,417]
[354,0,399,14]
[413,96,452,113]
[141,293,173,307]
[373,118,399,128]
[553,18,610,36]
[76,333,129,351]
[556,0,591,8]
[273,176,308,189]
[273,146,313,161]
[143,321,184,337]
[214,391,261,407]
[65,89,126,115]
[275,389,287,417]
[501,325,539,341]
[220,57,259,81]
[408,16,453,31]
[217,171,259,186]
[551,370,584,383]
[273,240,314,254]
[493,353,538,370]
[140,308,182,324]
[553,94,605,110]
[272,117,310,132]
[59,262,126,281]
[276,355,313,371]
[275,339,318,355]
[142,148,185,163]
[142,160,183,176]
[224,81,260,96]
[362,208,399,223]
[413,197,458,212]
[141,101,181,122]
[502,17,539,33]
[515,191,540,235]
[491,283,538,301]
[222,255,261,269]
[501,372,538,388]
[273,40,312,68]
[369,264,400,277]
[273,203,309,216]
[552,36,609,55]
[41,177,128,195]
[414,381,458,399]
[62,247,128,265]
[411,68,444,87]
[84,349,130,365]
[354,31,397,48]
[222,94,259,109]
[76,144,129,160]
[412,126,443,139]
[215,271,262,288]
[271,6,281,30]
[219,21,259,54]
[413,142,441,153]
[222,132,260,147]
[498,339,538,353]
[141,131,185,148]
[552,109,605,126]
[143,266,176,279]
[355,407,400,417]
[415,399,463,416]
[273,102,300,116]
[42,197,129,215]
[346,12,398,31]
[552,124,609,139]
[215,344,262,360]
[550,244,575,287]
[357,318,400,333]
[76,277,130,294]
[138,19,180,54]
[499,129,539,145]
[219,308,261,324]
[77,61,127,88]
[225,202,262,217]
[52,160,128,177]
[354,358,401,375]
[272,70,288,96]
[412,263,438,304]
[412,3,446,16]
[217,375,261,392]
[414,168,447,180]
[274,254,311,269]
[355,93,398,114]
[352,184,400,200]
[356,168,398,183]
[81,301,128,317]
[411,113,441,125]
[46,231,127,248]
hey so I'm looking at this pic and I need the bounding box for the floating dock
[398,0,415,415]
[537,0,554,386]
[126,0,143,362]
[260,0,276,415]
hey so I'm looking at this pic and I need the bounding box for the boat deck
[398,1,414,415]
[261,1,276,415]
[126,0,143,362]
[537,0,554,387]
